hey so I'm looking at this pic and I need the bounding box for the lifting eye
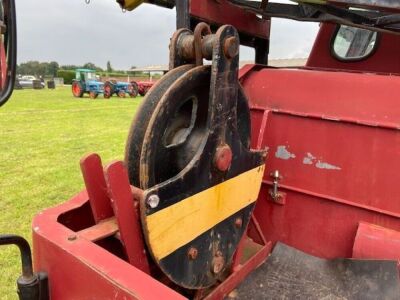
[163,96,198,148]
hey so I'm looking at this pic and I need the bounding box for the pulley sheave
[125,24,265,289]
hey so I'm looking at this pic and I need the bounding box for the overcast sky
[16,0,319,70]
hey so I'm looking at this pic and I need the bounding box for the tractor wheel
[128,81,139,98]
[104,81,114,99]
[89,91,98,99]
[72,81,84,98]
[118,91,126,98]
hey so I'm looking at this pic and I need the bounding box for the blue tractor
[71,69,104,99]
[103,79,138,99]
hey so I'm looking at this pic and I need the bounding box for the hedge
[57,70,75,85]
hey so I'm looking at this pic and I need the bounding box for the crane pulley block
[125,23,266,288]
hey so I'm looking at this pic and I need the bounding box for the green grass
[0,87,141,299]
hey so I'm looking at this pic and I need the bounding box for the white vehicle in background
[15,75,45,89]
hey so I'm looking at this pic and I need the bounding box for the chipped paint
[316,161,341,170]
[303,152,316,165]
[275,146,296,160]
[303,152,341,170]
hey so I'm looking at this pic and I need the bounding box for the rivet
[68,235,77,241]
[188,247,198,260]
[235,218,243,228]
[147,194,160,209]
[212,251,225,274]
[224,37,239,59]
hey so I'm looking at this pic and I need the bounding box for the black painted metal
[0,0,17,107]
[0,235,48,300]
[0,235,34,279]
[128,25,265,288]
[148,0,175,9]
[125,64,194,187]
[229,0,400,34]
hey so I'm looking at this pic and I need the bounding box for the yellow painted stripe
[146,165,265,260]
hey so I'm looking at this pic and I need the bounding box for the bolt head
[214,144,233,172]
[188,247,198,260]
[147,194,160,209]
[224,37,239,59]
[212,251,225,274]
[68,235,77,241]
[235,218,243,228]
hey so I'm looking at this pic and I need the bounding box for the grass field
[0,87,141,299]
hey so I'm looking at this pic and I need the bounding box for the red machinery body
[32,66,400,298]
[243,66,400,259]
[33,192,185,300]
[31,1,400,299]
[307,23,400,74]
[135,81,154,96]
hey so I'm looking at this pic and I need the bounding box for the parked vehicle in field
[71,69,104,99]
[136,80,153,96]
[16,75,45,89]
[103,79,138,98]
[3,0,400,299]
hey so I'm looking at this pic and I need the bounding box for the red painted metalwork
[0,43,6,89]
[204,241,272,300]
[189,215,270,299]
[32,67,400,298]
[232,215,269,270]
[33,153,272,299]
[32,193,185,300]
[239,66,400,259]
[30,14,400,297]
[190,0,270,39]
[80,154,113,223]
[104,161,150,274]
[77,217,119,242]
[307,23,400,74]
[353,222,400,267]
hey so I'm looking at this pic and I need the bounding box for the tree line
[16,60,135,78]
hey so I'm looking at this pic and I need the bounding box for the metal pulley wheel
[125,25,265,290]
[125,65,251,189]
[125,64,194,188]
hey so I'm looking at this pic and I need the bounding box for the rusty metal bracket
[194,23,212,66]
[169,22,214,69]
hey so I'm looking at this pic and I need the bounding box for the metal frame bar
[229,0,400,35]
[175,0,270,64]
